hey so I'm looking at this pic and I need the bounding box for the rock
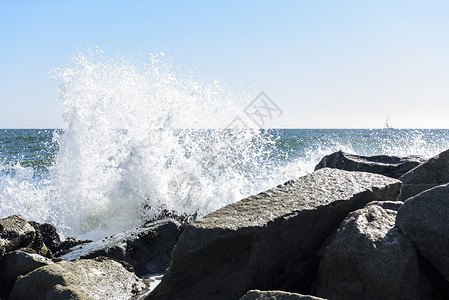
[0,215,37,258]
[313,201,404,260]
[28,221,90,257]
[417,254,449,299]
[399,148,449,200]
[0,250,53,298]
[149,168,401,300]
[29,222,62,252]
[0,215,87,260]
[396,183,449,281]
[317,202,422,300]
[240,290,326,300]
[10,258,146,300]
[61,219,182,276]
[315,150,424,179]
[362,200,403,211]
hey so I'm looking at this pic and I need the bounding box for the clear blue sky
[1,0,449,128]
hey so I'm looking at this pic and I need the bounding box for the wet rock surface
[149,168,401,300]
[29,221,89,257]
[61,218,182,276]
[315,150,425,179]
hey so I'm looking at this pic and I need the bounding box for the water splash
[46,49,283,238]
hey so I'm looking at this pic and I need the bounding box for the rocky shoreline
[1,149,449,299]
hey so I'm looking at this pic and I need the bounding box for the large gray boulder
[317,202,422,300]
[149,168,401,300]
[396,183,449,281]
[10,258,146,300]
[240,290,326,300]
[315,150,424,179]
[399,148,449,200]
[61,219,182,276]
[0,250,54,298]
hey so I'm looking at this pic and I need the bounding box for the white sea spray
[45,49,286,239]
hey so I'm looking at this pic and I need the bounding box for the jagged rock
[149,168,401,300]
[0,250,53,298]
[396,183,449,282]
[0,215,87,261]
[0,215,37,258]
[315,150,424,179]
[399,148,449,200]
[28,221,90,257]
[61,219,182,276]
[240,290,326,300]
[317,202,422,300]
[9,258,146,300]
[29,222,61,252]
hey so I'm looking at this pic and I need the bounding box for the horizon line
[1,127,449,130]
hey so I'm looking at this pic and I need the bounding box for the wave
[1,50,292,240]
[1,49,449,240]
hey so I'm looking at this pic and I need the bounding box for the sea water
[1,51,449,240]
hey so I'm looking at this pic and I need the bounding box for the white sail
[384,115,392,129]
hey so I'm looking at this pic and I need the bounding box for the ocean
[2,52,449,240]
[1,128,449,241]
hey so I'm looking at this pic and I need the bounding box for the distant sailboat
[384,115,393,129]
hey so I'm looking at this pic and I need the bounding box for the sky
[1,0,449,129]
